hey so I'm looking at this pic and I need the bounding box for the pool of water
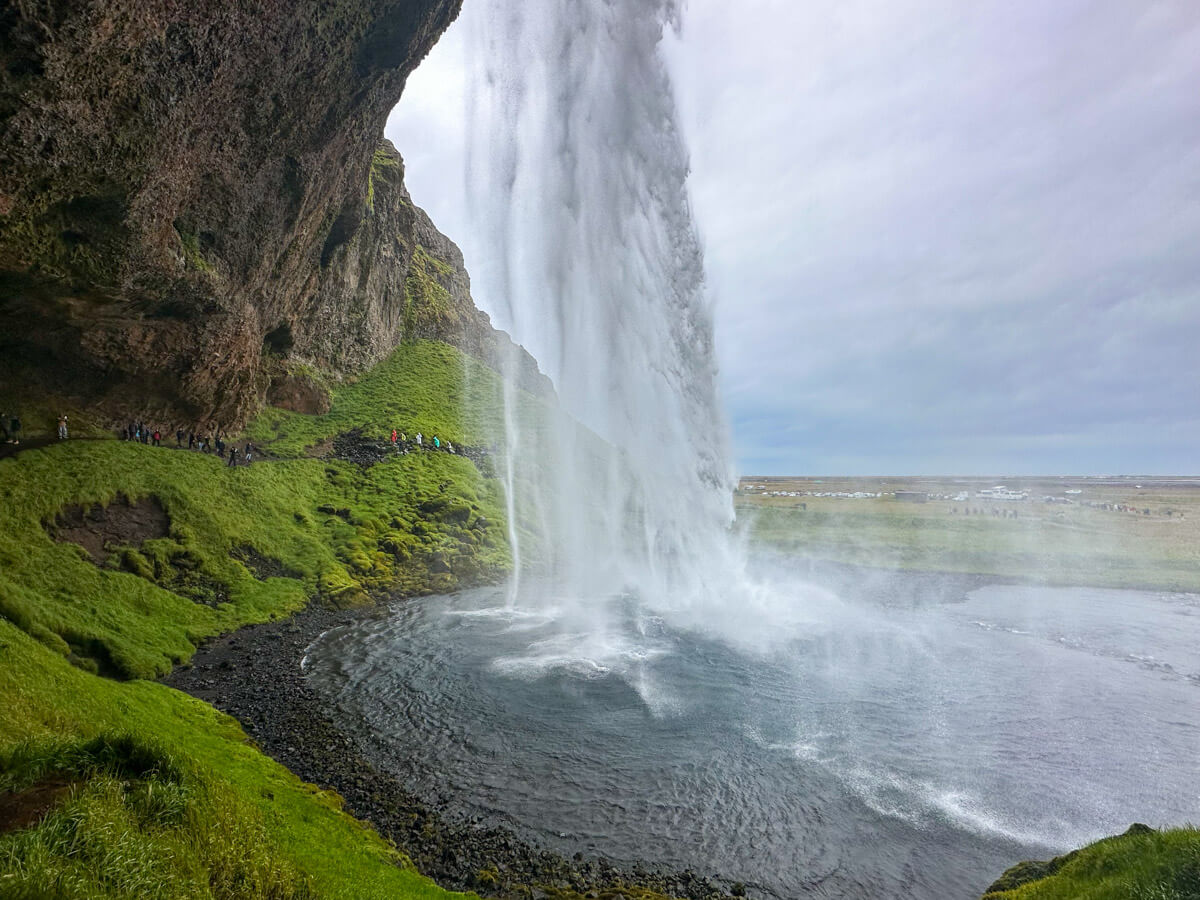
[302,564,1200,898]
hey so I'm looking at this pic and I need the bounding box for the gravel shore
[165,601,739,900]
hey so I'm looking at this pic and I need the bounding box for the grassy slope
[3,339,1194,897]
[0,340,521,897]
[245,340,549,456]
[982,827,1200,899]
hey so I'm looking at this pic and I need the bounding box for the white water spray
[465,0,741,612]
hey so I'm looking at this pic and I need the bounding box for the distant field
[737,475,1200,592]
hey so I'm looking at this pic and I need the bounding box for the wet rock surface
[0,3,551,429]
[231,545,302,582]
[331,428,394,467]
[165,604,738,900]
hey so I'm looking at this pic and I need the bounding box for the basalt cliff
[0,0,547,427]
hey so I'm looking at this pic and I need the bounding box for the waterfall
[465,0,739,612]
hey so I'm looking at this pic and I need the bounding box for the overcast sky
[387,0,1200,476]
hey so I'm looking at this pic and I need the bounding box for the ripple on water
[303,575,1200,899]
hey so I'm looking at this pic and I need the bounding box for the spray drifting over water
[465,1,739,610]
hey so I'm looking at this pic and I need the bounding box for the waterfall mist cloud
[389,0,1200,476]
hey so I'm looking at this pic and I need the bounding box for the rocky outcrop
[309,141,553,400]
[0,0,548,426]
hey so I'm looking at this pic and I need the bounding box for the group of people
[1,412,68,444]
[122,421,256,466]
[3,409,471,470]
[389,429,457,455]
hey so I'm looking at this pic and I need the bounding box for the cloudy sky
[388,0,1200,476]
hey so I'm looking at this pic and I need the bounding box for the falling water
[465,0,738,612]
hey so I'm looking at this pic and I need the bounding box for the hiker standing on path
[416,432,422,448]
[243,442,253,464]
[176,427,184,447]
[227,446,238,467]
[391,428,398,446]
[8,414,20,445]
[58,415,68,440]
[0,414,8,442]
[152,428,161,447]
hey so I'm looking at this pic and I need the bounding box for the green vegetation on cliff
[0,340,519,897]
[246,340,546,457]
[982,825,1200,899]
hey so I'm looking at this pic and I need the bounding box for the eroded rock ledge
[0,0,548,426]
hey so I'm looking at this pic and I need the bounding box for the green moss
[403,247,457,337]
[371,148,400,170]
[0,213,114,289]
[366,146,401,212]
[175,225,214,273]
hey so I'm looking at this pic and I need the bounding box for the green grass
[244,340,547,457]
[0,440,508,681]
[982,826,1200,899]
[0,340,521,897]
[0,623,468,899]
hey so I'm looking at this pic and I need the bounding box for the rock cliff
[0,0,547,426]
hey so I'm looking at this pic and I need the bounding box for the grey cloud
[393,0,1200,475]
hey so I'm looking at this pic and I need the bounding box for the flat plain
[737,475,1200,592]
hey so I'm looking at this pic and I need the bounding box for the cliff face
[0,0,546,426]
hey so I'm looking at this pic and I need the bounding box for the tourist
[433,435,440,450]
[188,431,195,450]
[215,437,225,456]
[227,446,238,467]
[176,427,184,447]
[57,415,69,440]
[8,414,20,445]
[152,428,161,447]
[391,428,398,445]
[416,432,423,447]
[244,442,253,464]
[447,441,454,454]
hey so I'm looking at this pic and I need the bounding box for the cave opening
[263,323,294,356]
